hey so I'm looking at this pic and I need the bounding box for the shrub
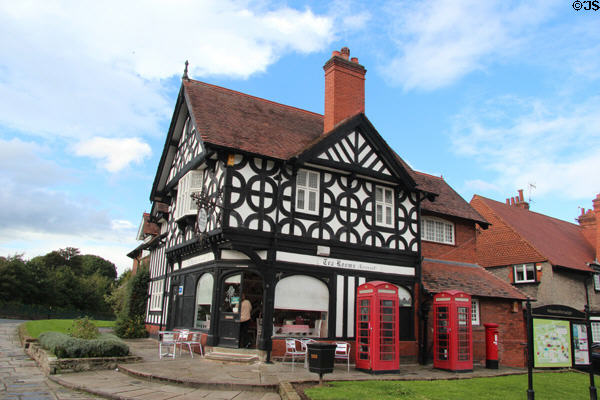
[114,315,148,339]
[38,331,129,358]
[69,317,99,339]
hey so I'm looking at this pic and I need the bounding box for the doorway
[217,271,263,348]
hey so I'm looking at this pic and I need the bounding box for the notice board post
[585,304,597,400]
[526,299,534,400]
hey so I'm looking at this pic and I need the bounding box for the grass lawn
[304,372,592,400]
[24,319,115,339]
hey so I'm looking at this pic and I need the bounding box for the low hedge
[38,331,129,358]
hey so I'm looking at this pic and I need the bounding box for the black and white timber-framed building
[133,47,440,360]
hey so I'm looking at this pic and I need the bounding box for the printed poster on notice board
[572,323,590,365]
[533,318,572,368]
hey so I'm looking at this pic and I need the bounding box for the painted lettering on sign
[321,258,378,272]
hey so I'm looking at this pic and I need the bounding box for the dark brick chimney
[323,47,366,133]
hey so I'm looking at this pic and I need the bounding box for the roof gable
[295,113,415,187]
[471,195,594,272]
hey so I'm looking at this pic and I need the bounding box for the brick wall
[421,216,477,263]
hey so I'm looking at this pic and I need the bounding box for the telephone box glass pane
[457,306,470,361]
[358,299,370,360]
[436,306,449,360]
[379,299,396,361]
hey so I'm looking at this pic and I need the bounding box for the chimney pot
[340,47,350,59]
[518,189,524,202]
[506,199,510,205]
[351,57,358,63]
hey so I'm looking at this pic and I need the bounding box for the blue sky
[1,0,599,274]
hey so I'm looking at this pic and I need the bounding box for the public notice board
[533,318,572,368]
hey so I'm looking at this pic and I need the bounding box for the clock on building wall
[197,208,208,233]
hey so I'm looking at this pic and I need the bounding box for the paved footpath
[0,320,97,400]
[0,320,280,400]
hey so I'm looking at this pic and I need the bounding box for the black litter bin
[307,342,336,382]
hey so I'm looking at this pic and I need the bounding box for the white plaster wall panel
[336,275,344,337]
[347,276,355,337]
[358,277,366,285]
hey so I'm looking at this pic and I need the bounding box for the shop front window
[194,273,214,329]
[273,275,329,338]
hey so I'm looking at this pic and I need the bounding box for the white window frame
[594,274,600,292]
[421,217,454,245]
[375,186,394,228]
[471,298,480,325]
[175,169,203,220]
[513,263,536,283]
[295,169,319,215]
[150,279,164,311]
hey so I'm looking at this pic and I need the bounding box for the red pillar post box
[433,291,473,372]
[484,323,499,369]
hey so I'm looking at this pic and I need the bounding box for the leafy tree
[114,266,149,338]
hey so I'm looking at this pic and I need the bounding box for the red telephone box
[433,290,473,372]
[355,281,399,373]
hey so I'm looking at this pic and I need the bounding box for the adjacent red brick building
[471,192,600,343]
[413,174,527,367]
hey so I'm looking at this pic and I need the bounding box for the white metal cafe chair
[282,338,306,370]
[335,342,351,372]
[179,331,203,358]
[158,331,178,359]
[300,338,316,368]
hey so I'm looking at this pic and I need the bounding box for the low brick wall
[26,342,142,375]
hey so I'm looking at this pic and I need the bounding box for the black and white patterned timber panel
[228,155,419,251]
[166,160,225,249]
[317,130,391,176]
[149,245,167,280]
[167,115,205,184]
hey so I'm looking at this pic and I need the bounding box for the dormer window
[175,169,203,220]
[513,263,536,283]
[296,169,319,214]
[421,217,454,245]
[375,186,394,227]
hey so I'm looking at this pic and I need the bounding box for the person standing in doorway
[240,293,252,348]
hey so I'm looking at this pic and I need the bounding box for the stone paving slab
[0,320,98,400]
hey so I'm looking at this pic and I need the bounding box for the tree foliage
[114,266,149,338]
[0,248,118,316]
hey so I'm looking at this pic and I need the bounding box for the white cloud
[381,0,557,90]
[74,137,152,172]
[0,1,335,140]
[451,96,600,200]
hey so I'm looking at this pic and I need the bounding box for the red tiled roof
[471,195,594,272]
[413,172,488,225]
[182,79,486,227]
[183,80,323,160]
[422,259,528,300]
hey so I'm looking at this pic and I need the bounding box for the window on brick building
[513,263,536,283]
[594,274,600,292]
[421,217,454,245]
[471,298,480,325]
